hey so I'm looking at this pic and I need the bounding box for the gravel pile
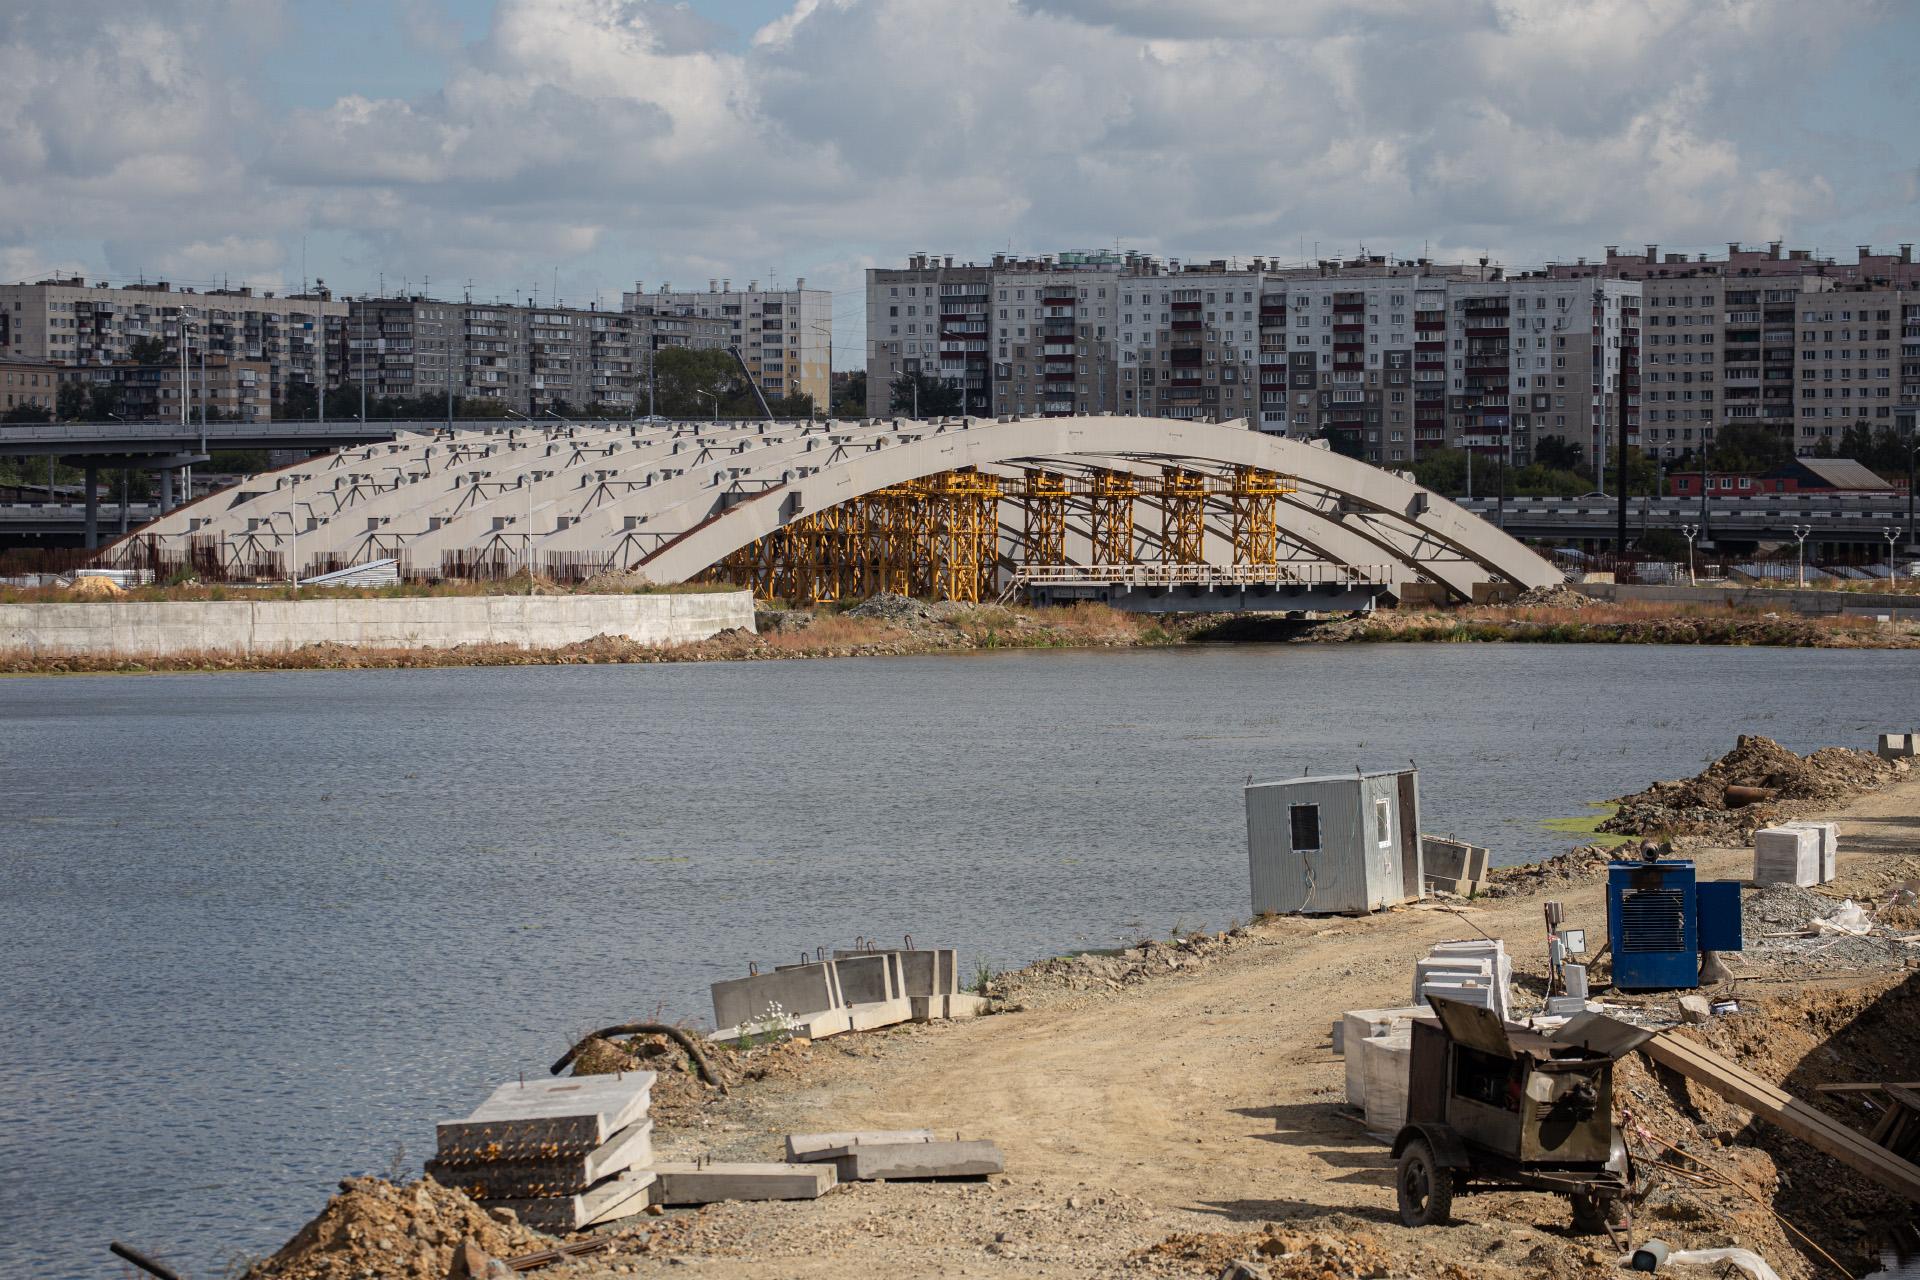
[1483,843,1617,898]
[845,592,931,623]
[245,1176,549,1280]
[1741,884,1920,976]
[1511,583,1590,609]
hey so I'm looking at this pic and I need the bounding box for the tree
[128,335,170,365]
[831,371,867,419]
[0,403,52,423]
[56,381,88,420]
[889,369,962,417]
[87,383,124,420]
[1532,435,1586,474]
[769,391,815,419]
[653,346,759,417]
[1706,421,1790,475]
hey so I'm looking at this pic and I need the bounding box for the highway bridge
[83,415,1560,605]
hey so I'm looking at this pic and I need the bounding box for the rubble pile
[244,1177,548,1280]
[995,928,1255,1005]
[1512,583,1591,609]
[1739,884,1920,976]
[1603,735,1901,841]
[1482,843,1616,898]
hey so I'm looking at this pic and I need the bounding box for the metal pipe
[109,1242,183,1280]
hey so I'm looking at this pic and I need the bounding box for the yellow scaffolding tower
[1225,465,1289,567]
[1022,469,1069,565]
[1158,467,1208,565]
[1087,469,1136,565]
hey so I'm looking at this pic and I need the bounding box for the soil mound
[1512,582,1589,609]
[1602,735,1901,841]
[1483,842,1616,897]
[845,592,929,623]
[245,1176,548,1280]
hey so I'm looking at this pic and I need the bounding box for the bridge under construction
[99,415,1560,607]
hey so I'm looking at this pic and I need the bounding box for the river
[2,643,1913,1277]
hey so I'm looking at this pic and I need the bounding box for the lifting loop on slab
[904,933,913,951]
[748,961,759,976]
[549,1022,729,1094]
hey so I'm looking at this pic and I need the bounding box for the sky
[2,0,1918,369]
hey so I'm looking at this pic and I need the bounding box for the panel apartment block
[624,281,832,412]
[0,277,347,412]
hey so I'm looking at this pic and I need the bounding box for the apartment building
[0,360,60,416]
[865,255,1002,417]
[0,277,347,409]
[349,297,730,415]
[1551,242,1920,458]
[992,256,1123,417]
[623,280,832,410]
[1115,262,1262,423]
[63,356,273,422]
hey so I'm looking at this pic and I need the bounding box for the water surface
[2,644,1912,1277]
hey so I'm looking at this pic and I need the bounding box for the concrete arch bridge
[103,416,1559,610]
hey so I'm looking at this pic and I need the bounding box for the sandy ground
[538,774,1920,1280]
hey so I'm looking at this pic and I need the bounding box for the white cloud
[0,0,1909,354]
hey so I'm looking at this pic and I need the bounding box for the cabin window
[1289,803,1321,852]
[1376,798,1392,847]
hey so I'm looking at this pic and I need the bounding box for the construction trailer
[1246,767,1424,915]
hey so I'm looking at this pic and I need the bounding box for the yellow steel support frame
[1226,465,1289,566]
[1158,467,1207,565]
[1087,469,1136,565]
[712,470,1000,605]
[1022,469,1069,566]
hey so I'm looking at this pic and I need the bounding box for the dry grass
[0,575,742,606]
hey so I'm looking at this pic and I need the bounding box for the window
[1375,798,1391,847]
[1289,803,1321,852]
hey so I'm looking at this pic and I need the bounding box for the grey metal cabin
[1245,768,1425,915]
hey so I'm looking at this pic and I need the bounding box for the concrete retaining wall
[1575,581,1918,617]
[0,590,755,657]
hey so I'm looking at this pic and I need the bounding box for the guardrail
[1005,562,1396,592]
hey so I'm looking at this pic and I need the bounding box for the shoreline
[233,742,1920,1280]
[3,596,1914,675]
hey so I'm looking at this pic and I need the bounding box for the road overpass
[1457,494,1915,552]
[88,415,1560,603]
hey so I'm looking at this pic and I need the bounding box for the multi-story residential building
[0,277,347,410]
[1552,242,1920,458]
[622,280,832,410]
[62,357,273,422]
[865,255,996,417]
[349,297,730,416]
[992,256,1123,417]
[0,360,60,417]
[1115,261,1262,423]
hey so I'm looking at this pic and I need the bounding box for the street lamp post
[1885,526,1904,583]
[1790,523,1812,589]
[697,389,719,420]
[1681,523,1699,587]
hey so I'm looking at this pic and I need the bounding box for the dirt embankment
[1290,602,1920,649]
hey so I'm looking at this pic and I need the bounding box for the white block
[1780,821,1838,883]
[1361,1031,1413,1134]
[1341,1006,1426,1108]
[1754,827,1819,887]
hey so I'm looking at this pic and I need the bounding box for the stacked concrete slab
[1414,938,1512,1021]
[1754,826,1821,887]
[1777,820,1839,883]
[1361,1031,1414,1135]
[710,945,968,1043]
[1420,836,1490,896]
[428,1076,658,1231]
[1339,1006,1427,1109]
[784,1130,1004,1182]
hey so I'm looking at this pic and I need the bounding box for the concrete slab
[1361,1031,1412,1135]
[428,1119,653,1199]
[834,954,898,1005]
[493,1168,657,1231]
[711,963,841,1032]
[650,1162,836,1205]
[945,993,989,1019]
[847,997,912,1032]
[1340,1007,1426,1108]
[436,1075,655,1154]
[1754,826,1819,887]
[833,1139,1004,1182]
[709,1006,848,1046]
[786,1130,935,1162]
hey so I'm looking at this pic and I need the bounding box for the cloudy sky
[3,0,1916,365]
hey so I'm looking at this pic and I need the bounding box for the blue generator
[1606,857,1744,991]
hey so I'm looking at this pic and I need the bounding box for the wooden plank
[1814,1081,1920,1094]
[1643,1032,1920,1203]
[649,1162,836,1205]
[785,1129,933,1163]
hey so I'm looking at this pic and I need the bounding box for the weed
[971,961,994,996]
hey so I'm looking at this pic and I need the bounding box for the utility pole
[1616,350,1630,555]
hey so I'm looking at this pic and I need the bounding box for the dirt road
[558,773,1919,1279]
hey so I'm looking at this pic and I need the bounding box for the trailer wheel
[1395,1137,1455,1227]
[1568,1193,1611,1236]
